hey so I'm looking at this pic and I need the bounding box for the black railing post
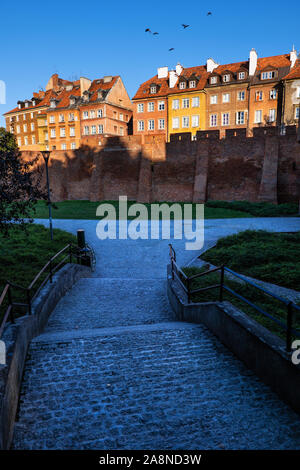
[7,285,14,324]
[219,265,225,302]
[187,278,191,304]
[27,288,32,316]
[286,302,293,352]
[69,243,73,264]
[49,259,53,283]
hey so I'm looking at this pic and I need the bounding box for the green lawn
[29,199,299,220]
[201,230,300,290]
[181,266,300,343]
[0,224,76,322]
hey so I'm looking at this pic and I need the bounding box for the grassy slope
[201,230,300,290]
[30,199,298,220]
[0,224,76,320]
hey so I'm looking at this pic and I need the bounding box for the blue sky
[0,0,299,126]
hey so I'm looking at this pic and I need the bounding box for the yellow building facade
[167,91,206,141]
[37,114,49,150]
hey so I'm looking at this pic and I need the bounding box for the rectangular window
[137,103,144,113]
[84,126,89,135]
[50,115,55,123]
[16,115,19,122]
[16,125,20,133]
[71,142,76,149]
[192,96,200,107]
[83,111,89,119]
[269,109,276,122]
[192,115,199,127]
[23,124,27,132]
[150,86,156,93]
[138,120,144,131]
[69,113,75,121]
[255,110,262,123]
[98,124,104,134]
[148,119,155,130]
[24,137,28,145]
[119,126,124,135]
[210,76,217,84]
[30,112,34,119]
[70,127,75,137]
[210,95,217,104]
[59,114,64,122]
[119,113,124,121]
[158,119,165,130]
[256,91,263,101]
[210,114,217,127]
[31,123,34,131]
[61,143,67,150]
[238,72,245,80]
[148,102,154,112]
[158,101,165,111]
[91,125,96,135]
[222,93,230,103]
[297,87,300,98]
[172,99,179,110]
[237,91,245,101]
[97,109,103,118]
[179,82,186,89]
[182,98,189,109]
[60,127,66,137]
[189,80,196,88]
[236,111,245,125]
[270,89,277,99]
[223,74,230,82]
[50,128,56,138]
[295,107,300,119]
[261,71,275,80]
[172,117,179,129]
[182,116,189,128]
[17,137,21,146]
[90,110,95,119]
[222,113,230,126]
[23,114,26,120]
[32,136,36,144]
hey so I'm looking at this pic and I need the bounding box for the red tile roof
[282,59,300,80]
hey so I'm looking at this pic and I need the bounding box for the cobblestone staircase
[13,277,300,450]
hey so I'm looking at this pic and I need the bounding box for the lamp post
[41,150,53,240]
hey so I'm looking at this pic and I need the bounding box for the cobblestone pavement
[13,321,300,450]
[13,217,300,449]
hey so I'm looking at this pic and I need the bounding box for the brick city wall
[21,126,300,204]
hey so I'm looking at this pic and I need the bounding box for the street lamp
[41,150,53,240]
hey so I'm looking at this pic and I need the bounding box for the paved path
[12,217,300,449]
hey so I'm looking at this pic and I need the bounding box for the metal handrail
[0,242,93,339]
[169,243,300,352]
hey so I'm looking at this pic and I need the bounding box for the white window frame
[137,103,144,113]
[98,124,104,134]
[261,71,275,80]
[172,117,179,129]
[210,114,217,127]
[91,125,96,135]
[269,109,276,122]
[50,128,56,138]
[70,127,75,137]
[59,114,64,122]
[179,81,186,89]
[158,119,165,130]
[97,109,103,118]
[148,119,155,130]
[84,126,89,135]
[256,91,263,101]
[295,107,299,119]
[255,110,262,124]
[192,115,199,127]
[90,110,95,119]
[189,80,196,88]
[31,123,34,131]
[223,74,230,82]
[61,143,67,150]
[172,99,179,110]
[137,120,144,131]
[150,86,156,94]
[238,72,245,80]
[60,127,66,137]
[148,102,154,112]
[24,137,28,145]
[192,96,200,107]
[83,111,89,119]
[210,95,218,104]
[182,98,189,109]
[49,115,55,123]
[222,93,230,103]
[270,89,277,100]
[158,101,165,111]
[236,111,245,125]
[71,142,76,149]
[210,76,217,84]
[238,91,245,101]
[222,113,230,126]
[182,116,189,128]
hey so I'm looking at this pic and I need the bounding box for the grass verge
[201,230,300,290]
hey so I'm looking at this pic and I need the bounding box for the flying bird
[145,28,151,33]
[169,48,175,51]
[153,32,159,35]
[207,12,212,16]
[182,24,190,29]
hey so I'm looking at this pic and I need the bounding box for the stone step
[43,278,176,333]
[13,321,300,450]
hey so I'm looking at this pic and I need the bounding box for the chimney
[290,46,298,68]
[249,48,258,76]
[157,66,168,79]
[103,76,113,83]
[175,63,183,76]
[80,77,91,96]
[206,58,219,73]
[46,73,59,91]
[169,70,178,88]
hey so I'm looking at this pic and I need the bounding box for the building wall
[167,91,205,140]
[205,83,249,137]
[5,107,45,151]
[283,79,300,125]
[249,82,282,130]
[132,97,168,138]
[21,127,300,205]
[47,108,81,151]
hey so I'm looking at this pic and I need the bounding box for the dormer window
[238,72,245,80]
[70,97,76,106]
[189,80,196,88]
[179,81,186,89]
[97,91,103,99]
[210,76,217,84]
[261,71,276,80]
[223,74,230,82]
[50,100,57,108]
[25,102,29,108]
[150,85,157,94]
